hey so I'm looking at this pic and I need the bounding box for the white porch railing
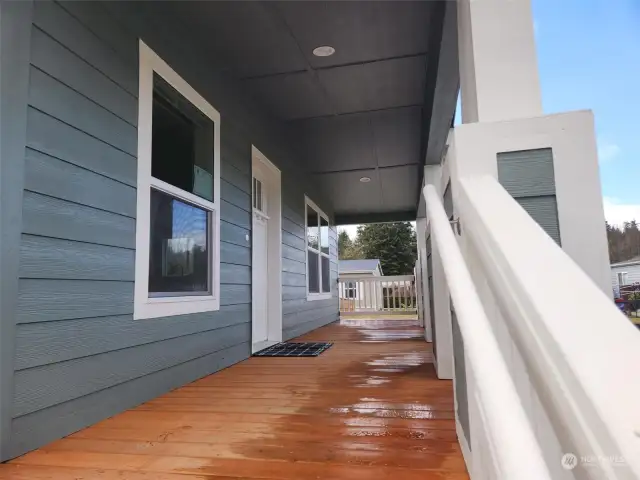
[338,275,417,315]
[424,177,640,479]
[424,183,550,479]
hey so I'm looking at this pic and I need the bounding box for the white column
[415,217,427,328]
[422,165,453,378]
[457,0,543,124]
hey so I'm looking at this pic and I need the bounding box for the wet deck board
[0,319,468,479]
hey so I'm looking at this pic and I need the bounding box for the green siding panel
[497,148,556,197]
[7,0,338,461]
[497,148,561,245]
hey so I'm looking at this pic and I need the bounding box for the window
[306,197,331,300]
[134,41,221,319]
[617,272,629,286]
[253,177,265,213]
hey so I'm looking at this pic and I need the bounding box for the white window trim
[617,271,628,286]
[305,196,332,301]
[134,40,221,320]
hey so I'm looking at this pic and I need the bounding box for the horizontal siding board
[221,161,250,194]
[13,322,250,417]
[26,108,136,186]
[220,137,251,176]
[15,304,251,370]
[31,27,137,124]
[24,148,136,218]
[283,314,337,341]
[282,243,306,263]
[282,231,305,251]
[282,257,305,275]
[55,1,138,66]
[220,220,250,248]
[220,263,251,286]
[28,67,137,155]
[221,179,250,212]
[10,342,251,458]
[32,0,137,95]
[17,279,134,324]
[282,271,306,287]
[220,200,251,230]
[283,304,337,329]
[282,297,336,316]
[19,234,134,281]
[22,191,135,249]
[282,217,305,239]
[282,202,304,227]
[220,242,250,267]
[283,285,306,301]
[220,284,251,306]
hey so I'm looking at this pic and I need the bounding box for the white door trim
[251,146,282,353]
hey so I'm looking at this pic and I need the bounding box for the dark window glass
[149,189,209,295]
[321,256,330,293]
[253,178,263,211]
[307,208,319,250]
[152,74,214,202]
[308,250,319,293]
[320,216,329,254]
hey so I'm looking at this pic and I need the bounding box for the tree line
[607,221,640,263]
[338,222,417,276]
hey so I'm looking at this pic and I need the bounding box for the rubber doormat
[253,342,333,357]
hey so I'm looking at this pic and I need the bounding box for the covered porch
[0,319,467,479]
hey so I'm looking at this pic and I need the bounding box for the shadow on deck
[0,319,468,479]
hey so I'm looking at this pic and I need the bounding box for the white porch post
[422,165,454,379]
[415,217,427,328]
[453,0,611,295]
[451,1,613,476]
[457,0,542,124]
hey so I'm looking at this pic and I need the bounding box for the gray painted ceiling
[159,1,458,224]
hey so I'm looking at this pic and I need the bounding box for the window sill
[134,296,220,320]
[307,293,332,302]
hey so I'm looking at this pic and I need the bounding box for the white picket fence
[338,275,417,315]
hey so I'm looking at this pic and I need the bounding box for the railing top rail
[456,175,640,475]
[424,183,550,479]
[338,275,414,281]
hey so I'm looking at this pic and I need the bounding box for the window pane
[321,256,330,293]
[149,189,210,295]
[308,250,319,293]
[152,74,215,202]
[320,216,329,254]
[307,208,319,250]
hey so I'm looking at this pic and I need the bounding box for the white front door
[252,172,269,345]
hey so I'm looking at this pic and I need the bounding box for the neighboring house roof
[611,256,640,268]
[339,259,383,274]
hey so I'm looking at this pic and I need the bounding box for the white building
[338,259,383,310]
[611,256,640,297]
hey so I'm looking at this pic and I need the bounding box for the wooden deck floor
[0,319,468,480]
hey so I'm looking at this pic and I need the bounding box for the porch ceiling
[159,1,458,224]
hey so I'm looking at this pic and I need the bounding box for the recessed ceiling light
[313,46,335,57]
[359,176,371,183]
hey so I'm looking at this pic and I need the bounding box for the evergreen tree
[338,229,361,259]
[354,222,417,275]
[606,220,640,263]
